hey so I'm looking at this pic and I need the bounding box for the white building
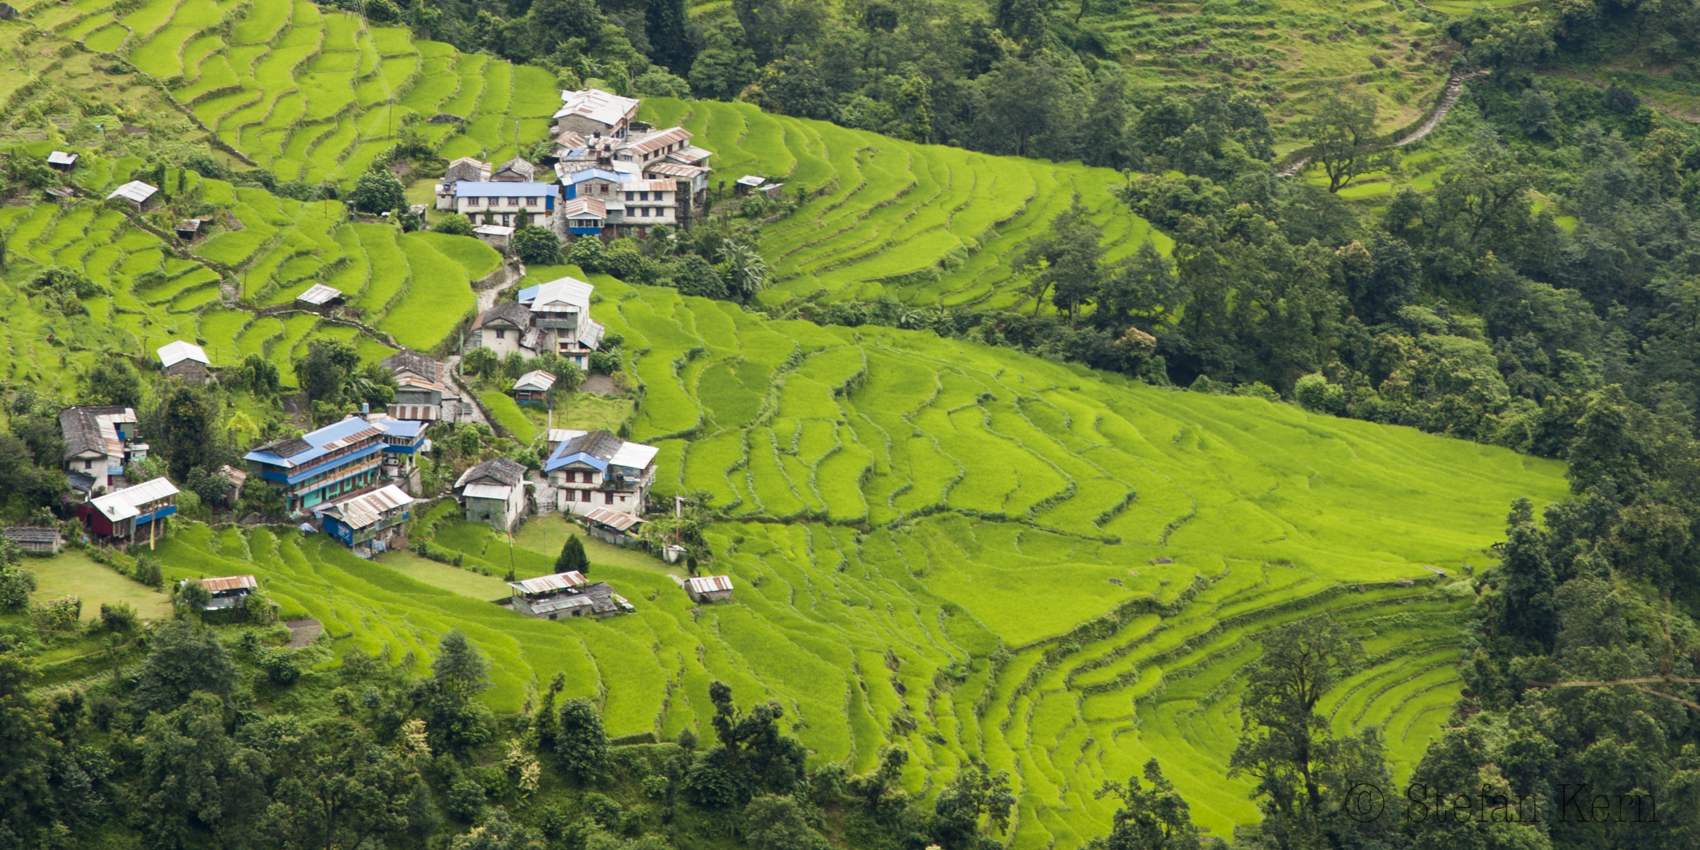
[156,340,209,384]
[554,89,641,139]
[543,429,658,516]
[455,458,529,532]
[512,369,557,404]
[469,276,606,369]
[451,181,556,229]
[59,405,148,498]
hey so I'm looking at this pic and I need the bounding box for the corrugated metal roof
[47,151,78,166]
[623,180,678,194]
[585,508,645,532]
[522,277,594,310]
[219,464,247,486]
[563,168,628,185]
[644,162,708,179]
[388,404,441,421]
[554,89,640,125]
[668,146,714,165]
[315,484,413,529]
[687,575,733,594]
[89,477,179,522]
[474,224,514,236]
[454,181,553,198]
[610,441,659,470]
[580,318,606,350]
[297,283,343,306]
[622,127,693,156]
[549,429,587,444]
[464,483,514,500]
[513,370,557,392]
[562,198,606,219]
[200,575,257,593]
[246,417,384,466]
[107,180,158,203]
[529,594,597,614]
[157,340,209,367]
[510,571,588,594]
[59,405,137,460]
[736,175,766,187]
[3,527,61,543]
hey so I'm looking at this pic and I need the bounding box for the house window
[604,491,614,505]
[495,329,506,339]
[581,490,592,502]
[83,459,93,470]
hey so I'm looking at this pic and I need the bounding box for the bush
[511,225,562,265]
[434,213,475,236]
[588,350,622,375]
[133,556,163,588]
[33,597,81,632]
[100,602,140,632]
[349,166,406,214]
[260,647,302,686]
[445,778,487,822]
[0,565,37,613]
[1294,373,1345,415]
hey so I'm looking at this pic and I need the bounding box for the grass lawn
[513,517,667,576]
[480,390,538,444]
[519,392,635,435]
[26,550,174,622]
[380,549,512,601]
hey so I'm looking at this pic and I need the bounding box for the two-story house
[452,181,555,229]
[455,457,529,532]
[469,302,536,359]
[75,476,178,546]
[380,350,463,422]
[554,89,640,139]
[312,484,413,557]
[614,127,694,167]
[245,416,415,515]
[543,429,658,516]
[615,180,677,234]
[59,405,148,499]
[520,277,606,368]
[436,157,492,210]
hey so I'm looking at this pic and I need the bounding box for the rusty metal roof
[686,575,733,594]
[199,575,257,593]
[509,571,588,595]
[315,485,413,529]
[585,508,645,532]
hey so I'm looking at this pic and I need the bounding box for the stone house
[454,457,529,532]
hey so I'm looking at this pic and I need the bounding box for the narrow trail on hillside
[1275,70,1485,178]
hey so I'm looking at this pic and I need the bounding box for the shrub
[588,350,622,375]
[0,565,37,613]
[1294,373,1345,415]
[133,556,163,588]
[100,602,140,632]
[260,647,301,685]
[445,778,487,822]
[434,213,475,236]
[349,166,406,214]
[33,597,81,632]
[511,225,562,266]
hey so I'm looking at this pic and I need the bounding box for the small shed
[189,574,257,611]
[512,369,557,404]
[508,571,590,618]
[3,526,63,554]
[473,224,514,250]
[107,180,159,211]
[44,187,76,206]
[157,340,210,384]
[218,464,246,507]
[761,183,785,201]
[47,151,79,171]
[734,175,766,197]
[584,507,645,546]
[296,283,344,312]
[175,219,203,240]
[684,574,733,604]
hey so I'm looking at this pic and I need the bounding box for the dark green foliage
[588,350,621,375]
[1087,760,1201,850]
[232,353,281,396]
[86,359,142,408]
[349,166,406,214]
[418,631,494,755]
[555,534,588,574]
[434,212,475,236]
[554,697,609,782]
[133,620,238,714]
[744,794,828,850]
[931,763,1015,850]
[689,26,759,101]
[99,602,139,632]
[511,225,562,266]
[155,385,218,482]
[28,267,102,315]
[674,255,728,300]
[1301,90,1398,193]
[133,555,163,588]
[0,565,37,613]
[446,777,488,822]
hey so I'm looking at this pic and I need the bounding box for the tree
[350,166,406,214]
[434,213,475,236]
[556,533,589,574]
[137,692,267,848]
[432,631,491,705]
[157,386,219,482]
[87,358,142,408]
[1079,75,1138,171]
[744,795,828,850]
[994,0,1054,44]
[1228,616,1388,849]
[512,225,562,265]
[420,631,494,755]
[258,718,423,850]
[133,620,238,714]
[462,346,500,379]
[233,353,281,396]
[1088,760,1201,850]
[296,339,361,406]
[932,763,1016,850]
[555,697,610,782]
[645,0,694,72]
[1302,91,1397,193]
[1018,200,1104,320]
[0,563,36,614]
[719,239,769,302]
[448,807,544,850]
[675,255,729,299]
[689,26,759,101]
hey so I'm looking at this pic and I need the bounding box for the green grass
[481,390,539,445]
[379,232,476,351]
[26,550,175,622]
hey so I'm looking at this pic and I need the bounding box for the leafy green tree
[233,354,281,396]
[1302,91,1397,193]
[1087,759,1201,850]
[87,359,143,408]
[296,339,361,406]
[462,346,501,379]
[719,239,769,303]
[675,255,729,299]
[434,213,475,236]
[419,631,494,755]
[133,620,238,714]
[0,563,36,614]
[994,0,1054,44]
[555,697,610,782]
[556,534,589,574]
[689,26,760,101]
[1018,200,1104,321]
[1079,75,1138,171]
[257,717,424,850]
[137,692,269,849]
[157,385,219,483]
[891,76,934,145]
[931,763,1016,850]
[645,0,694,72]
[449,807,545,850]
[512,225,562,266]
[349,166,406,214]
[744,794,829,850]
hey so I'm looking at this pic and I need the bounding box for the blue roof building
[244,416,421,515]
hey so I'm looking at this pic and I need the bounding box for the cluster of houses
[434,88,713,246]
[472,275,606,372]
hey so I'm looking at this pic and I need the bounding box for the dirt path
[284,618,322,648]
[1276,70,1484,178]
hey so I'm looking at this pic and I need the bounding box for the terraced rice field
[31,0,559,184]
[145,272,1566,842]
[642,99,1171,311]
[0,144,502,389]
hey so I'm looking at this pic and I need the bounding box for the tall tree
[86,359,142,408]
[1088,759,1201,850]
[555,534,590,574]
[1018,200,1104,320]
[133,621,238,715]
[157,386,219,482]
[645,0,694,73]
[555,698,610,782]
[1302,91,1397,193]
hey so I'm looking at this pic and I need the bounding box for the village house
[473,223,514,250]
[583,507,645,547]
[435,157,492,210]
[59,405,148,499]
[613,126,693,167]
[189,574,257,611]
[682,574,734,604]
[381,350,465,422]
[470,276,606,369]
[370,414,427,491]
[544,429,658,516]
[562,198,607,238]
[219,464,246,508]
[452,181,555,229]
[3,526,63,554]
[175,219,203,241]
[47,151,78,172]
[244,415,420,515]
[107,180,158,211]
[454,457,529,532]
[615,179,677,233]
[512,370,556,404]
[643,161,710,207]
[75,477,178,546]
[507,570,634,619]
[491,156,538,182]
[554,89,640,139]
[156,340,209,384]
[312,484,413,557]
